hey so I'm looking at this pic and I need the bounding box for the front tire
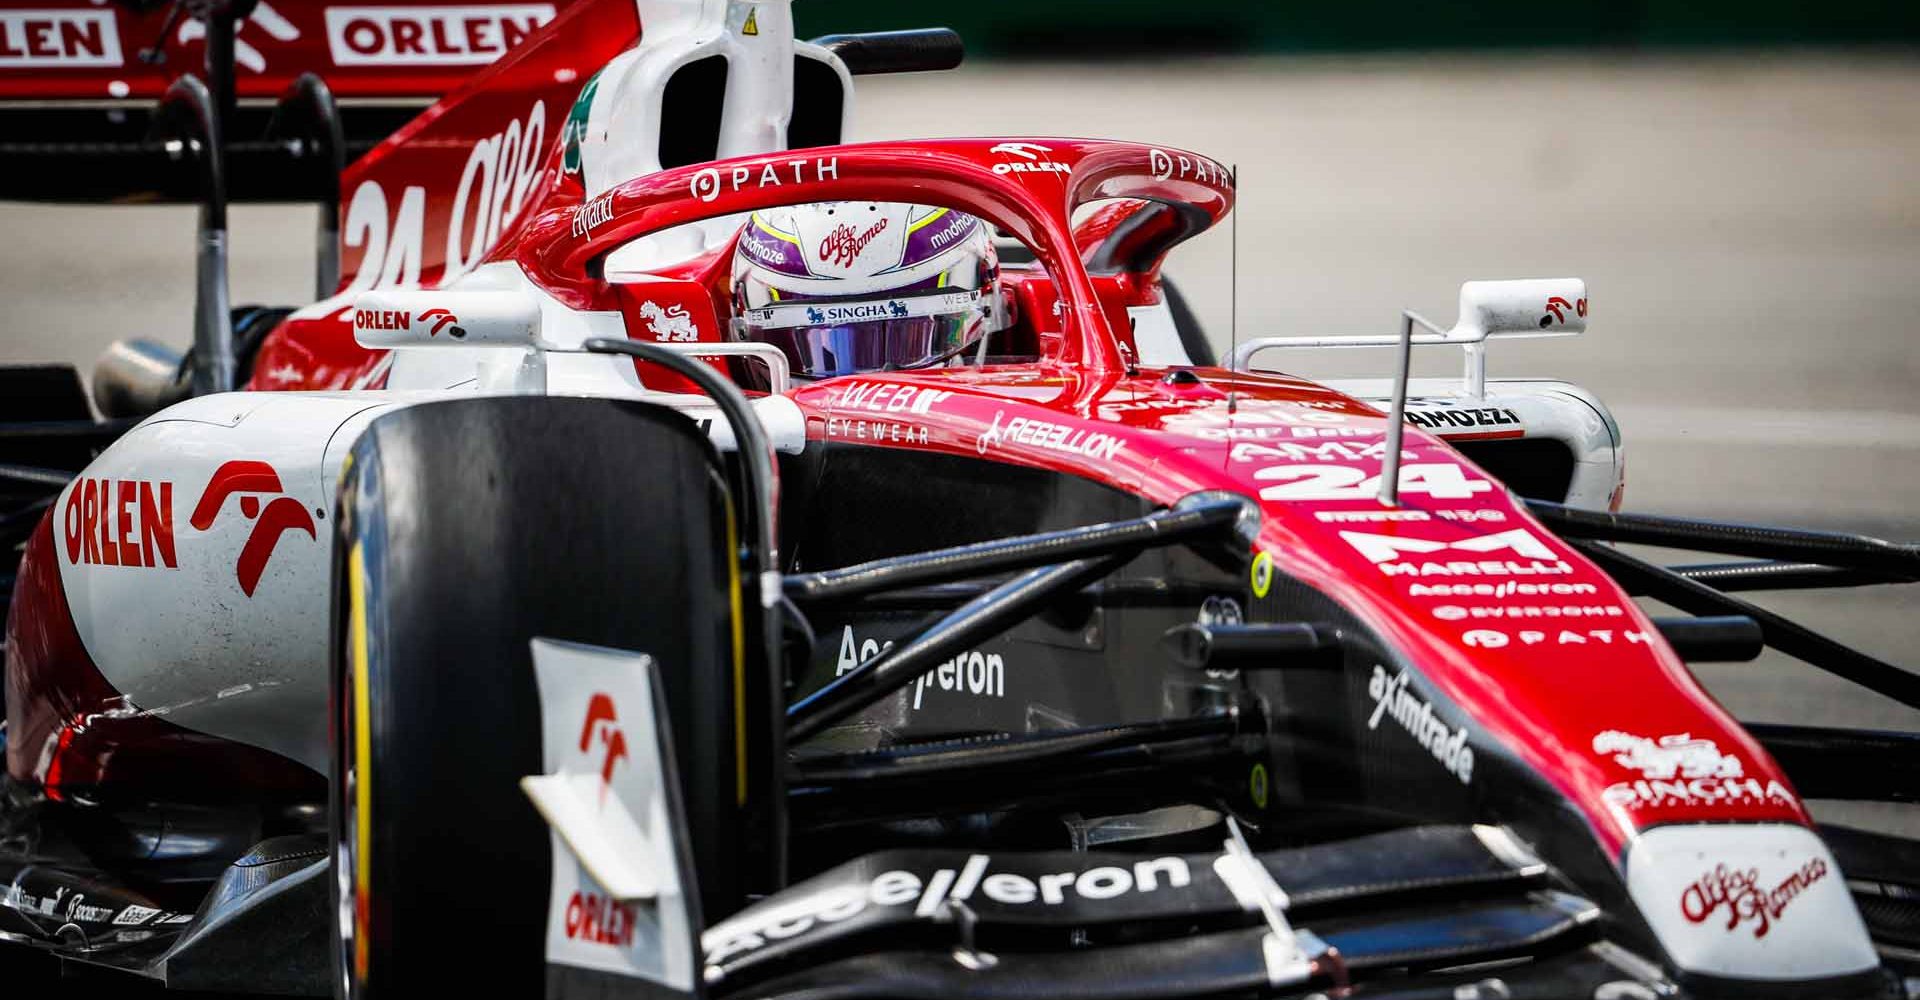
[329,396,744,997]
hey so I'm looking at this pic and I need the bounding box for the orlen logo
[63,479,177,570]
[1541,295,1589,328]
[190,461,317,597]
[577,693,628,795]
[0,10,121,67]
[566,890,636,948]
[325,5,554,66]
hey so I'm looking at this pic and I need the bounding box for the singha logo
[189,461,316,597]
[637,300,697,342]
[887,300,910,318]
[1592,730,1743,781]
[806,306,826,324]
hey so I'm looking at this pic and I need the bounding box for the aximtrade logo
[190,461,316,597]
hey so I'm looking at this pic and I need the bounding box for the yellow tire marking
[348,541,374,982]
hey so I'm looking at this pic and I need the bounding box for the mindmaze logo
[1366,665,1474,784]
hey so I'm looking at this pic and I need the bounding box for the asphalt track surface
[2,52,1916,833]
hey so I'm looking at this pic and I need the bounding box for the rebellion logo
[191,461,317,597]
[1680,858,1828,939]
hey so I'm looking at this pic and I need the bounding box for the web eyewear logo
[189,461,316,597]
[577,692,628,798]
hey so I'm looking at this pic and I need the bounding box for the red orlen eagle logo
[577,693,629,801]
[189,461,317,596]
[417,308,465,338]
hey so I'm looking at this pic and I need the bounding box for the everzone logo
[703,855,1192,966]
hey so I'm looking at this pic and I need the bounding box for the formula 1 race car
[1,2,1917,998]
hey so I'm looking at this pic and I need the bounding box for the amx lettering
[63,479,177,570]
[1230,440,1411,463]
[325,5,554,66]
[690,157,839,203]
[1366,665,1474,784]
[1340,527,1571,577]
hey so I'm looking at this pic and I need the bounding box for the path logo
[577,692,628,799]
[190,461,316,597]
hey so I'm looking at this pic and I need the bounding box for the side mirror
[351,290,543,349]
[1453,278,1588,339]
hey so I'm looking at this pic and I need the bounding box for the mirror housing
[1454,278,1588,339]
[351,290,543,349]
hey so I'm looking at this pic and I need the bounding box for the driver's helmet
[731,202,1001,379]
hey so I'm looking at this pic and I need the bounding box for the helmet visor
[738,291,988,378]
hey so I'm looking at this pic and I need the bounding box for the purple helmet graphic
[732,202,1003,379]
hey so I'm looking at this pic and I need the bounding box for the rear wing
[0,0,587,203]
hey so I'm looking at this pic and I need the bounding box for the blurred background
[1,5,1916,829]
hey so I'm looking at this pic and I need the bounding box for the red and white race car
[1,2,1915,998]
